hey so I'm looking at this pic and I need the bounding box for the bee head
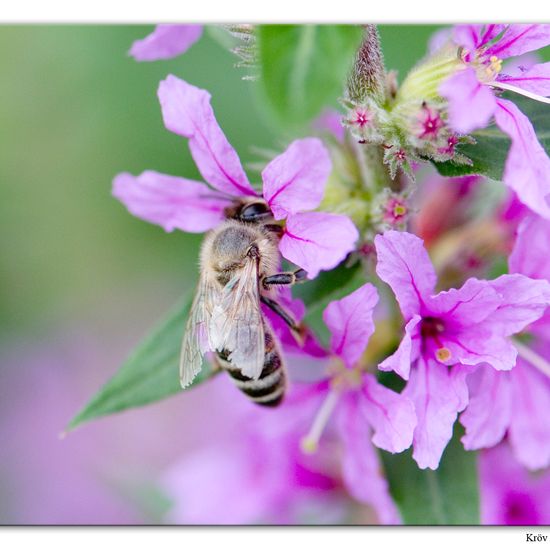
[224,199,272,223]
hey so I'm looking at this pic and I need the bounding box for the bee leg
[260,296,305,343]
[261,269,307,288]
[260,296,300,331]
[211,357,223,373]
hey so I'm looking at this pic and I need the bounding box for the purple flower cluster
[437,24,550,219]
[375,229,550,469]
[114,23,550,524]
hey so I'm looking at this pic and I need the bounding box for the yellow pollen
[393,204,407,217]
[436,347,452,362]
[488,55,502,74]
[300,437,319,455]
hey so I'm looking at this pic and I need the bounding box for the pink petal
[509,213,550,281]
[460,366,512,450]
[498,62,550,96]
[162,443,271,524]
[129,24,203,62]
[502,52,541,77]
[112,171,228,232]
[487,24,550,60]
[374,230,436,320]
[439,68,497,134]
[428,27,452,53]
[262,138,332,220]
[508,360,550,470]
[279,212,358,279]
[313,109,345,142]
[404,358,469,470]
[322,284,379,368]
[337,394,401,524]
[488,274,550,335]
[480,441,550,525]
[378,315,422,381]
[494,99,550,220]
[428,278,501,328]
[360,373,416,453]
[157,75,256,197]
[452,25,484,51]
[442,328,518,371]
[453,24,505,53]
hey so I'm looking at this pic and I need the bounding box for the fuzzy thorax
[201,220,280,284]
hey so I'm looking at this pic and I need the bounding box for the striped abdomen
[216,327,286,407]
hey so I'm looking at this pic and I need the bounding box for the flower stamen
[488,81,550,105]
[514,339,550,379]
[486,55,503,76]
[300,389,339,454]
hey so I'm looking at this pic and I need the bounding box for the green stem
[361,143,395,192]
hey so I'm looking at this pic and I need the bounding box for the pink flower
[374,230,550,469]
[294,284,417,523]
[415,103,445,141]
[438,24,550,219]
[509,212,550,338]
[480,442,550,525]
[313,109,345,142]
[461,213,550,470]
[129,25,203,62]
[161,378,349,525]
[262,286,327,359]
[113,75,358,278]
[461,353,550,472]
[350,107,373,130]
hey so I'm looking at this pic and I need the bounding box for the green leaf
[433,93,550,180]
[257,25,363,128]
[381,424,480,525]
[67,294,215,432]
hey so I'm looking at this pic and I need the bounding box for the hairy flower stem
[347,25,386,105]
[514,339,550,379]
[362,143,400,192]
[350,139,376,194]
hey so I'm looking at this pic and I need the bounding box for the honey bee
[180,200,306,407]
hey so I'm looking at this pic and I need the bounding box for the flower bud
[346,25,386,105]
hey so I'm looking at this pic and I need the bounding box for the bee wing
[180,274,219,388]
[209,258,265,380]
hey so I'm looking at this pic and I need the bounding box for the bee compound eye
[239,202,271,222]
